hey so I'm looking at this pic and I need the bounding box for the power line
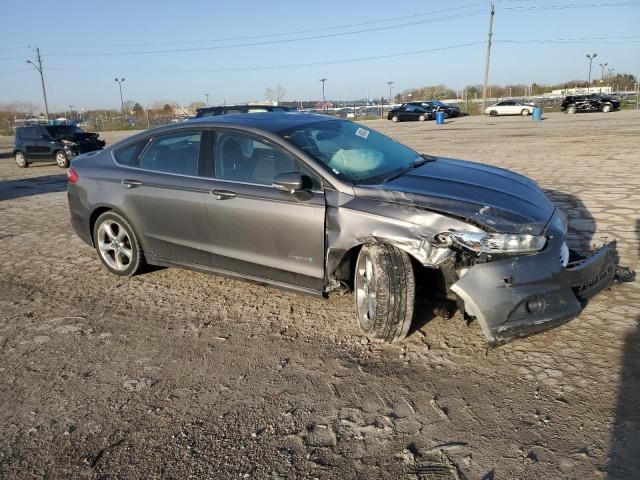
[5,3,485,51]
[496,35,640,44]
[39,12,484,58]
[28,42,486,75]
[501,1,640,11]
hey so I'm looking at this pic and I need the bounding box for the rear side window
[20,128,38,140]
[114,139,150,167]
[139,131,201,176]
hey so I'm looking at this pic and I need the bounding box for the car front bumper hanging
[449,210,620,344]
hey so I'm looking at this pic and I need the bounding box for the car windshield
[279,120,422,185]
[46,126,84,138]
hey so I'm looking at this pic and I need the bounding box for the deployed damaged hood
[354,157,556,234]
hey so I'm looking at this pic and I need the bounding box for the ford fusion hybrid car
[67,112,622,344]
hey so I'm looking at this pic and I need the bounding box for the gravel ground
[1,111,639,479]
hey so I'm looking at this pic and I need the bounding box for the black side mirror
[273,172,303,194]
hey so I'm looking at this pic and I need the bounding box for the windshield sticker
[332,168,340,175]
[355,127,370,139]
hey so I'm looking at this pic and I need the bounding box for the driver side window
[213,132,321,189]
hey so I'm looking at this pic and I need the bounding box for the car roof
[185,111,336,133]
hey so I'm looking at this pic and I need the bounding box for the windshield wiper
[383,155,435,183]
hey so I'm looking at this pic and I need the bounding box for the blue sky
[1,0,639,111]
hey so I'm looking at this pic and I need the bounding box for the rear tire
[55,150,69,168]
[354,243,415,343]
[93,211,145,276]
[15,151,28,168]
[489,110,498,117]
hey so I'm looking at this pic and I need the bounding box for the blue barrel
[435,111,445,124]
[533,107,542,121]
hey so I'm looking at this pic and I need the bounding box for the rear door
[497,101,516,115]
[23,128,43,159]
[113,129,215,265]
[200,129,326,291]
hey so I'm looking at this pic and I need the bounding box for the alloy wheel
[56,151,68,167]
[97,220,133,271]
[355,252,376,329]
[15,152,26,167]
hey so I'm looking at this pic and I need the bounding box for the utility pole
[205,93,210,106]
[387,81,394,104]
[586,53,597,89]
[68,105,74,121]
[320,78,327,112]
[481,1,495,112]
[115,78,126,126]
[26,47,50,121]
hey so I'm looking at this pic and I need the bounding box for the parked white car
[485,101,536,117]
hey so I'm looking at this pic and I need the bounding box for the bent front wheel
[354,243,415,342]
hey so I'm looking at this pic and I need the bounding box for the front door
[201,130,326,291]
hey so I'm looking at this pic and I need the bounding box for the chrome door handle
[210,189,236,200]
[122,179,142,188]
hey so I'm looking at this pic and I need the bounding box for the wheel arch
[329,238,442,291]
[89,205,139,248]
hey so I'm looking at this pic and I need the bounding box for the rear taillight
[67,167,79,184]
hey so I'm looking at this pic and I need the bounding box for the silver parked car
[67,112,620,344]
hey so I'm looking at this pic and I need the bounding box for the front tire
[354,243,415,343]
[489,110,498,117]
[521,109,531,116]
[418,114,426,121]
[55,150,69,168]
[602,103,612,113]
[391,115,399,122]
[15,151,28,168]
[93,211,145,276]
[566,105,577,114]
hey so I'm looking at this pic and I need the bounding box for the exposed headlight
[61,139,77,146]
[442,231,547,254]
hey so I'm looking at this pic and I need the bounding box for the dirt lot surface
[1,111,639,479]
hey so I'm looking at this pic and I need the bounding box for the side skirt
[146,254,325,298]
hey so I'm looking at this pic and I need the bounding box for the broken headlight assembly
[61,139,78,147]
[437,231,547,255]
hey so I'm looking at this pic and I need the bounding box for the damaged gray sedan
[67,112,620,344]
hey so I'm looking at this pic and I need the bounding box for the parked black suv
[561,94,620,114]
[408,101,461,118]
[195,105,293,118]
[13,125,105,168]
[387,104,434,122]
